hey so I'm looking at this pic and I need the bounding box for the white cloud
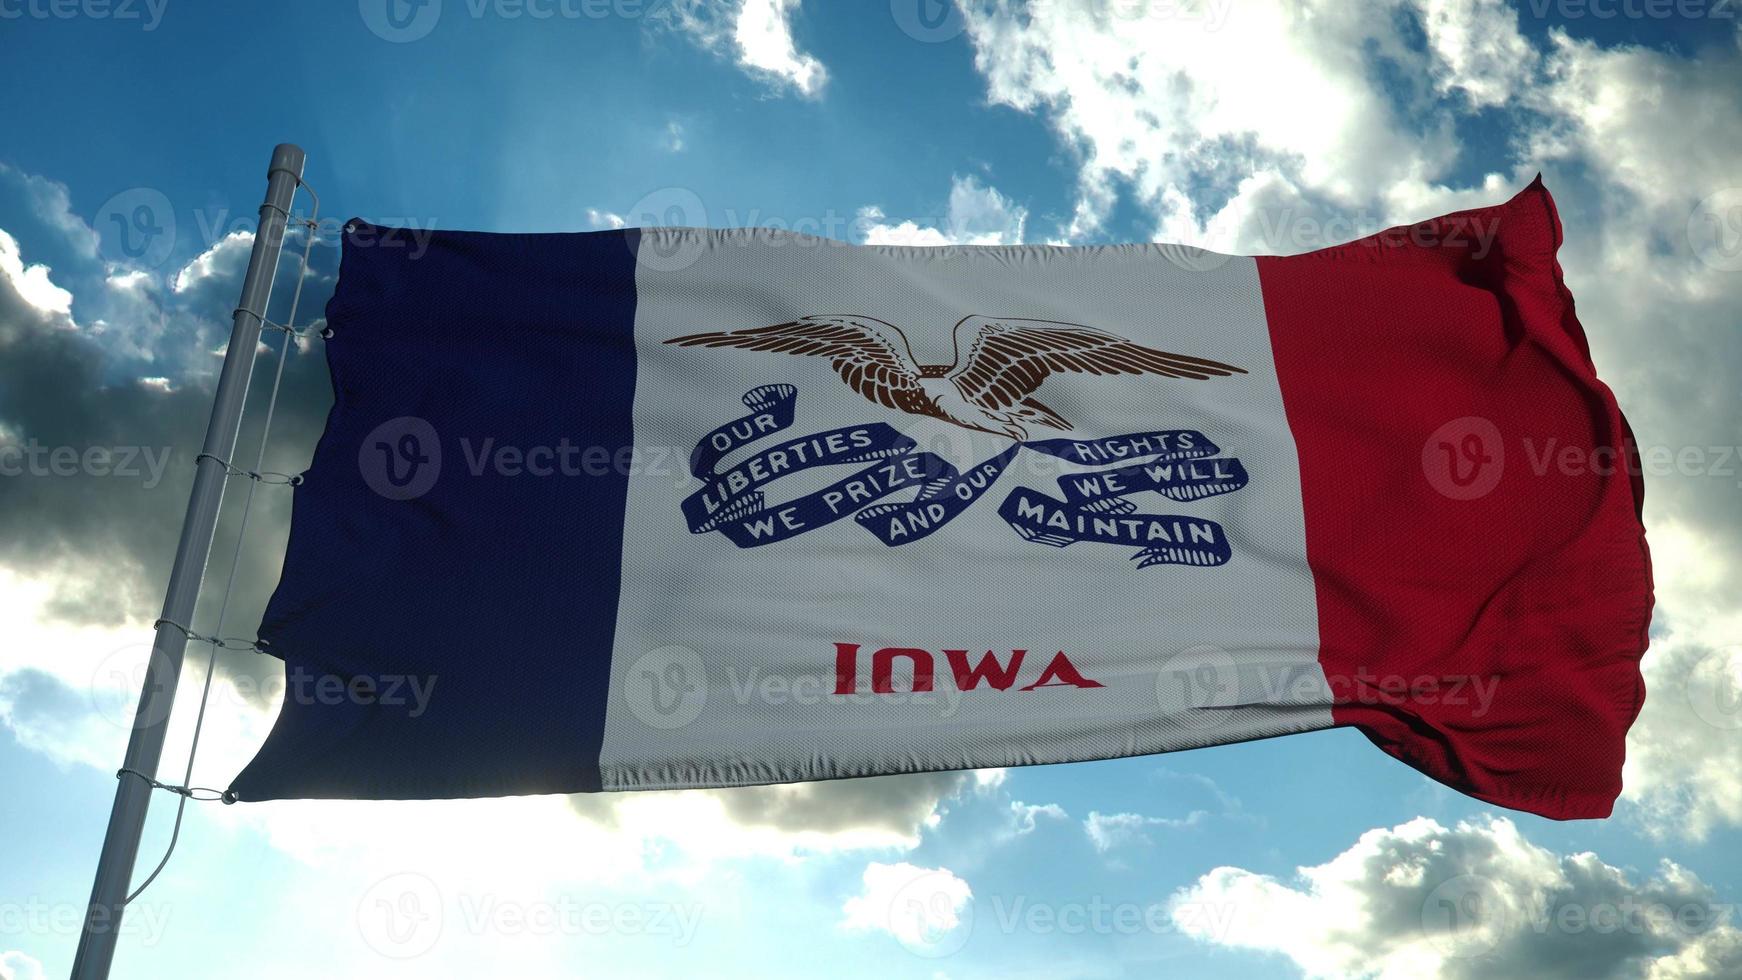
[586,208,629,230]
[0,162,99,259]
[972,767,1008,790]
[1415,0,1537,107]
[1007,800,1067,836]
[0,229,75,320]
[0,177,194,364]
[859,175,1028,246]
[960,0,1475,240]
[171,230,253,296]
[734,0,826,96]
[663,0,827,98]
[1649,929,1742,980]
[1619,522,1742,843]
[0,950,47,980]
[105,268,152,292]
[840,862,972,949]
[0,565,255,777]
[1171,815,1742,979]
[1082,808,1206,853]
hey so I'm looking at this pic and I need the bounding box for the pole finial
[270,143,307,180]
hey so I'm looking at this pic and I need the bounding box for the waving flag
[229,179,1651,819]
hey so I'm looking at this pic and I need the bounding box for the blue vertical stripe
[229,222,641,800]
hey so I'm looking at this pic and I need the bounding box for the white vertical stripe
[599,232,1328,789]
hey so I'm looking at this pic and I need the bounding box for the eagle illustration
[665,315,1246,440]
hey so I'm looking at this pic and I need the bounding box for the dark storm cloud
[0,211,338,638]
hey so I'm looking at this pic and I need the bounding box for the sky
[1,1,1741,978]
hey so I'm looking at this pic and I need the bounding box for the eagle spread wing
[946,316,1246,413]
[664,316,935,417]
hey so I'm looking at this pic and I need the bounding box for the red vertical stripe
[1256,179,1652,819]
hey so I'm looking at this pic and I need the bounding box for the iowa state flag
[228,179,1652,820]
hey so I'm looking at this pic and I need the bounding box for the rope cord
[151,618,262,653]
[116,768,229,802]
[123,180,320,906]
[192,452,304,486]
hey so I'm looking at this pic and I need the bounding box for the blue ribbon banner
[681,387,1249,567]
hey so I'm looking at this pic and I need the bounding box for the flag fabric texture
[228,179,1652,820]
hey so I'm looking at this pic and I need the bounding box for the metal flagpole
[70,143,306,980]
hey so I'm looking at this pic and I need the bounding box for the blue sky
[2,3,1742,978]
